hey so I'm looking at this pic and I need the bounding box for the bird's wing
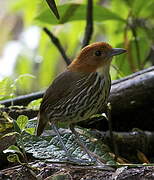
[40,71,86,111]
[36,70,87,135]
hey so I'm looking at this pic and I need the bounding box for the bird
[36,42,126,164]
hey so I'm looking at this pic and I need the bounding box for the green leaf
[7,154,21,163]
[27,98,42,110]
[14,73,36,94]
[16,115,29,131]
[132,0,153,16]
[19,128,116,165]
[3,145,24,157]
[0,77,16,100]
[25,128,35,135]
[13,120,21,134]
[36,3,125,25]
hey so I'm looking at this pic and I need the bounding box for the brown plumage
[36,42,126,164]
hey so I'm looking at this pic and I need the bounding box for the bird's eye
[95,50,102,56]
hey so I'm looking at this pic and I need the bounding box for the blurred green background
[0,0,154,100]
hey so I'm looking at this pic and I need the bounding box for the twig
[82,0,93,48]
[43,27,71,65]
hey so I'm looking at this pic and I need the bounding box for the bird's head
[68,42,126,73]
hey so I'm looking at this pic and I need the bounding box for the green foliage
[131,0,153,16]
[7,154,22,164]
[4,145,26,165]
[27,98,42,110]
[0,112,13,133]
[25,127,35,135]
[15,56,35,93]
[15,115,35,135]
[16,128,116,165]
[0,74,35,100]
[16,115,29,132]
[15,74,36,94]
[36,3,125,25]
[38,35,60,87]
[3,115,35,164]
[10,0,39,26]
[0,78,16,100]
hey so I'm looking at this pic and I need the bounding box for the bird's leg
[52,123,71,158]
[69,124,96,163]
[52,123,91,164]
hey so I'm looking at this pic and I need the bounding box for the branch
[43,27,71,65]
[0,91,44,107]
[82,0,93,48]
[112,66,154,85]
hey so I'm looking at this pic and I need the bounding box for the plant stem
[20,134,28,163]
[131,27,141,69]
[82,0,93,48]
[43,27,71,65]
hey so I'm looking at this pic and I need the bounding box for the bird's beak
[109,48,126,57]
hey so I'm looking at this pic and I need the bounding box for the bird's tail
[36,112,48,136]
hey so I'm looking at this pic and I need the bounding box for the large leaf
[138,1,154,18]
[36,3,125,25]
[18,128,116,165]
[132,0,154,16]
